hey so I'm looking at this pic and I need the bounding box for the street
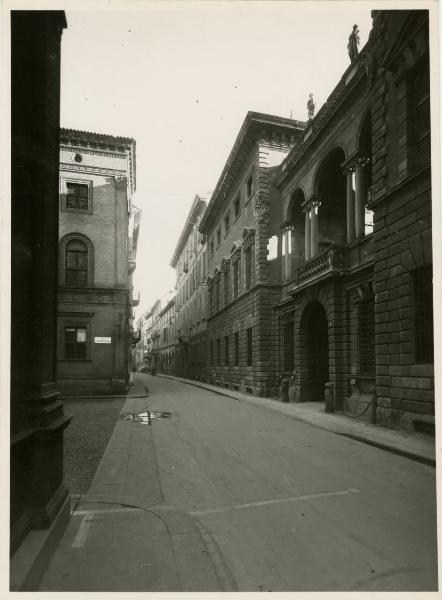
[135,374,437,591]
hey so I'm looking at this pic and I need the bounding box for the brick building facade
[57,129,140,396]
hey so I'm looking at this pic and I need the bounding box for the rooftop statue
[307,93,315,121]
[348,24,360,62]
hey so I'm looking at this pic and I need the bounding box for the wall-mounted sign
[94,337,111,344]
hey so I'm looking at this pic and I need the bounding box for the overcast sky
[60,1,373,315]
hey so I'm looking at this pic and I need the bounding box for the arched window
[65,239,88,287]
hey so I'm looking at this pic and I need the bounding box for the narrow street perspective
[39,375,437,591]
[8,2,437,594]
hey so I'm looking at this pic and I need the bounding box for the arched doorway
[301,302,329,401]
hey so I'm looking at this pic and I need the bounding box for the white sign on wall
[94,337,112,344]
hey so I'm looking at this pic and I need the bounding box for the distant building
[170,194,209,379]
[150,297,175,374]
[10,10,70,587]
[57,128,139,396]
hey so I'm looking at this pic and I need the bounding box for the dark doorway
[305,302,329,401]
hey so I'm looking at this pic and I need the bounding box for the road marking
[190,488,360,517]
[72,515,94,548]
[73,507,143,516]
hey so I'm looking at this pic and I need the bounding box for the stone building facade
[10,10,71,587]
[170,195,209,380]
[57,129,139,396]
[199,113,306,396]
[275,9,433,432]
[147,10,433,434]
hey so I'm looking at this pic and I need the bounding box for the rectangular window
[215,279,220,313]
[65,326,87,360]
[216,228,221,247]
[233,258,240,299]
[413,265,433,363]
[217,338,221,367]
[246,173,254,200]
[224,266,230,305]
[65,244,88,287]
[234,194,241,219]
[224,212,230,235]
[234,332,239,366]
[66,182,89,210]
[358,298,375,374]
[245,246,253,290]
[246,328,253,366]
[210,340,214,366]
[412,61,430,171]
[283,321,294,371]
[225,335,229,366]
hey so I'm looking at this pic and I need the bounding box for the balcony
[289,236,373,293]
[297,245,346,284]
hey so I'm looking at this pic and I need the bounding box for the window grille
[233,258,240,299]
[234,332,239,365]
[65,326,87,359]
[247,327,253,366]
[358,297,375,374]
[65,239,88,287]
[283,321,294,371]
[413,265,433,363]
[66,182,89,210]
[245,247,252,290]
[224,266,230,304]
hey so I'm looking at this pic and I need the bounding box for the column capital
[302,195,320,211]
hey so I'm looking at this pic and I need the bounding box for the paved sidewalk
[157,373,436,467]
[39,379,235,592]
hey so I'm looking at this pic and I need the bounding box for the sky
[60,1,373,317]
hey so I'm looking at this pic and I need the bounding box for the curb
[153,373,435,468]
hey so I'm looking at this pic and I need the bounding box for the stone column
[310,202,319,257]
[355,163,366,238]
[304,209,311,261]
[346,169,356,243]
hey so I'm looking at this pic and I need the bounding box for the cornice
[60,144,126,159]
[60,127,136,193]
[199,112,306,235]
[170,195,208,268]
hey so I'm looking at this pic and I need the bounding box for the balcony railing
[297,245,346,283]
[289,236,374,289]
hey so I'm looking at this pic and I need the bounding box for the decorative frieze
[60,163,126,178]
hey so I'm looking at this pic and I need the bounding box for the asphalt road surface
[138,374,437,592]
